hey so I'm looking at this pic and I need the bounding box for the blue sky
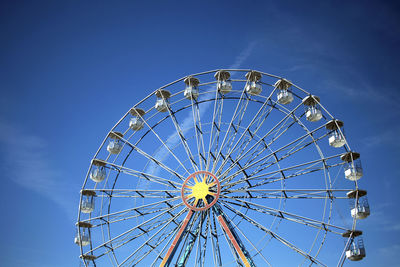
[0,0,399,266]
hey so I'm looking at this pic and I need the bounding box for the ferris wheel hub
[191,180,210,199]
[181,171,221,211]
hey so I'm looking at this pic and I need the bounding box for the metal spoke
[101,160,182,188]
[81,196,181,226]
[211,81,249,173]
[220,120,327,186]
[190,95,208,170]
[118,207,188,266]
[93,188,180,197]
[216,101,304,178]
[223,153,343,190]
[150,222,185,267]
[205,86,224,172]
[193,212,205,267]
[222,188,352,199]
[180,211,207,267]
[210,208,223,266]
[200,210,210,267]
[226,211,272,267]
[86,203,185,255]
[219,197,347,234]
[136,112,193,176]
[96,211,182,259]
[119,136,186,182]
[129,225,176,266]
[165,99,200,173]
[220,201,327,266]
[213,83,278,177]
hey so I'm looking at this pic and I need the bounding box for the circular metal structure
[181,171,221,211]
[76,69,368,266]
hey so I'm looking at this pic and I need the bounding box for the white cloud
[361,126,400,149]
[389,223,400,231]
[319,64,400,111]
[379,244,400,257]
[364,209,400,234]
[0,120,75,220]
[229,41,257,69]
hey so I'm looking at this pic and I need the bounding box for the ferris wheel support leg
[213,204,255,267]
[177,211,206,266]
[160,209,195,267]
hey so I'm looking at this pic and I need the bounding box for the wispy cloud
[283,64,315,73]
[379,244,400,257]
[363,206,400,234]
[229,41,257,69]
[361,126,400,149]
[145,42,257,177]
[0,120,75,220]
[389,223,400,231]
[281,52,400,113]
[330,80,399,109]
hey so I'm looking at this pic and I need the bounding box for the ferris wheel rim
[76,69,365,267]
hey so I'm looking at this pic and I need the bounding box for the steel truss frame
[76,69,362,267]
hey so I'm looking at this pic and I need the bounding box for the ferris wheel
[75,69,370,266]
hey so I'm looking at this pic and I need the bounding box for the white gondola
[246,81,262,95]
[74,233,90,247]
[347,190,370,219]
[155,90,171,112]
[129,108,145,131]
[326,120,346,148]
[346,238,366,261]
[75,222,92,247]
[341,152,363,181]
[351,201,370,219]
[80,255,97,266]
[302,95,322,122]
[275,79,294,104]
[215,70,232,94]
[245,71,262,96]
[342,230,365,261]
[107,132,123,154]
[89,159,107,182]
[81,190,96,213]
[184,76,200,100]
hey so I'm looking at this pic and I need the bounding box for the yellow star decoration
[186,176,216,206]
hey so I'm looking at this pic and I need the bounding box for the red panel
[217,215,251,267]
[160,209,195,267]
